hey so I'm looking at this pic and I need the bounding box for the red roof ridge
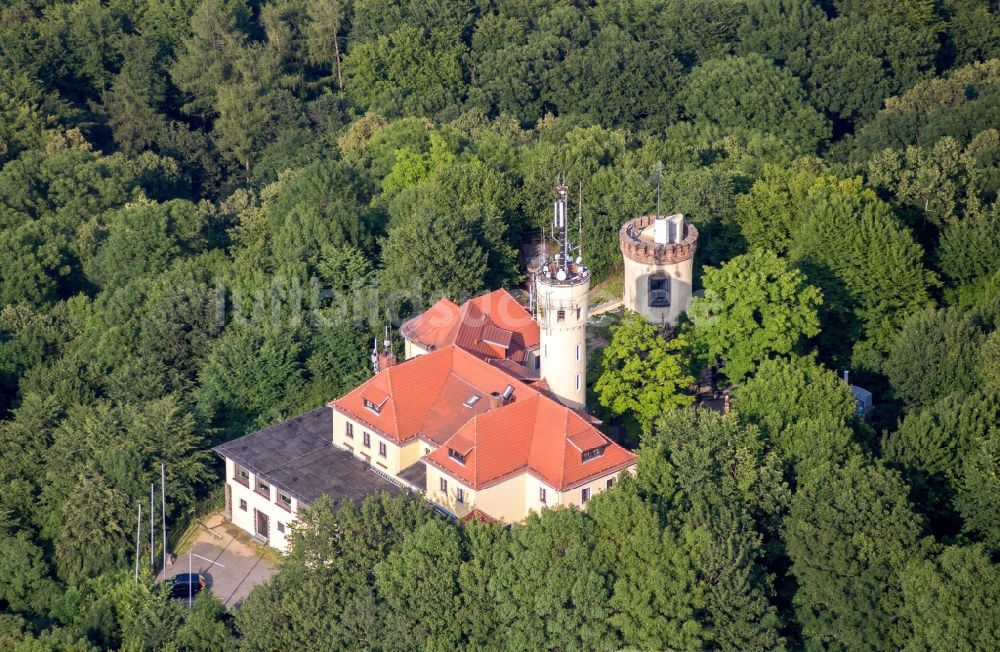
[385,363,401,439]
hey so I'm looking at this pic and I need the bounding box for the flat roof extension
[213,406,405,507]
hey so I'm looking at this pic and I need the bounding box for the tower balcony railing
[536,260,590,286]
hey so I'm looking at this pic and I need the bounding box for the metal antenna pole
[161,463,167,572]
[189,552,193,607]
[135,504,141,582]
[578,182,583,261]
[150,483,155,570]
[655,161,663,219]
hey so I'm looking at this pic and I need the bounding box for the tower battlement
[619,214,699,265]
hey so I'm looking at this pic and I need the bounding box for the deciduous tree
[689,249,822,382]
[595,311,694,427]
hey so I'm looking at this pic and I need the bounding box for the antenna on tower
[553,174,569,270]
[654,161,664,220]
[577,182,584,264]
[529,273,536,315]
[371,337,379,374]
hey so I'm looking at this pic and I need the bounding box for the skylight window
[463,394,481,408]
[581,447,604,462]
[449,449,467,464]
[363,398,381,414]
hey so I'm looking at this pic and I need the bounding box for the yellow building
[330,345,635,523]
[215,181,635,546]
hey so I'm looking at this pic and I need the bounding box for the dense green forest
[1,0,1000,649]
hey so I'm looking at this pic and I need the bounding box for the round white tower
[620,213,698,326]
[534,183,589,410]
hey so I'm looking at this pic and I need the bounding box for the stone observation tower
[619,213,698,326]
[532,181,589,410]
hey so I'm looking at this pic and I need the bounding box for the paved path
[161,513,276,608]
[588,298,623,318]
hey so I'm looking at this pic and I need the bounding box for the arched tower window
[649,275,670,307]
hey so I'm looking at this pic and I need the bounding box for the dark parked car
[169,573,206,600]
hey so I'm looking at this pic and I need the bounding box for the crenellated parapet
[619,215,698,265]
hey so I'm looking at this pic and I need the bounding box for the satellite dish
[556,269,567,281]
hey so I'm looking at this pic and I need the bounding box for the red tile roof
[330,346,635,493]
[422,392,635,491]
[330,346,540,447]
[400,289,539,364]
[459,508,499,525]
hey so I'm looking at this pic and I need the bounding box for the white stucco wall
[622,256,694,326]
[536,276,590,409]
[225,458,299,552]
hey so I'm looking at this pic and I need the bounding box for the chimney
[377,350,397,371]
[653,217,668,244]
[489,391,503,410]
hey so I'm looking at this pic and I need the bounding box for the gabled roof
[331,345,635,493]
[400,289,539,363]
[329,346,540,447]
[424,394,636,492]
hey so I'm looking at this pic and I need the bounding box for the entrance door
[255,509,269,540]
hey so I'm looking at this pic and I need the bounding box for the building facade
[214,181,633,549]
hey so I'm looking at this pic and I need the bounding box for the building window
[256,479,270,498]
[378,441,387,457]
[363,432,371,448]
[278,492,293,511]
[649,276,670,307]
[345,422,354,439]
[276,522,285,534]
[457,488,465,504]
[576,374,581,391]
[582,447,604,462]
[606,477,615,489]
[239,499,247,511]
[440,477,448,493]
[535,356,540,370]
[539,487,547,504]
[557,309,565,321]
[235,465,250,486]
[363,398,381,415]
[581,487,591,503]
[575,345,580,362]
[576,307,581,320]
[448,448,466,464]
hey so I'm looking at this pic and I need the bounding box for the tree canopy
[1,0,1000,647]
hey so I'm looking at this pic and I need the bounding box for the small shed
[851,385,874,418]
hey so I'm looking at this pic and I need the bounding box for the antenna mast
[577,182,583,262]
[553,174,569,270]
[655,161,664,220]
